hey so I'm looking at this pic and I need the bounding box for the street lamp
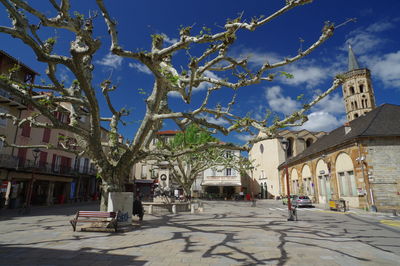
[279,137,296,221]
[24,148,41,214]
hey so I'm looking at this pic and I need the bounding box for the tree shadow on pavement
[0,246,147,266]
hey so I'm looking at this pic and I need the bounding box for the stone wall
[365,137,400,212]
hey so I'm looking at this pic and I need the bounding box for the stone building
[278,104,400,212]
[277,46,399,212]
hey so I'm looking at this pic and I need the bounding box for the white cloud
[198,114,229,126]
[366,21,395,33]
[344,20,395,54]
[345,32,384,55]
[128,62,152,75]
[236,49,281,67]
[296,111,346,132]
[235,134,253,142]
[313,93,345,115]
[279,63,327,88]
[368,50,400,88]
[161,33,178,45]
[265,86,300,115]
[96,53,123,69]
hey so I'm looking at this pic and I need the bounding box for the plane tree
[154,124,253,197]
[0,0,349,210]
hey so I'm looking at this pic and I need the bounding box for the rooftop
[280,104,400,167]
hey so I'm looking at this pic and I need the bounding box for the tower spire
[348,44,360,71]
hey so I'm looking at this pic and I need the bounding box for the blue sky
[1,0,400,145]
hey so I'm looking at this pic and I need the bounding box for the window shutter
[42,128,51,143]
[21,122,31,137]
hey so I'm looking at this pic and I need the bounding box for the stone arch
[301,164,313,196]
[315,159,331,202]
[335,152,357,202]
[350,86,355,95]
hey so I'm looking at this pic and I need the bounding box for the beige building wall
[249,130,324,198]
[249,137,285,198]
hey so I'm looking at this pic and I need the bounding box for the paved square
[0,201,399,265]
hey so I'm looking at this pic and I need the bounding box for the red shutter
[42,128,51,143]
[21,123,31,137]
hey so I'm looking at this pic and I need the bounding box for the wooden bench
[69,211,119,232]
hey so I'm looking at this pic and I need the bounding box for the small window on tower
[354,113,359,119]
[359,84,364,93]
[350,86,355,95]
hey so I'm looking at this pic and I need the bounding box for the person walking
[132,195,144,221]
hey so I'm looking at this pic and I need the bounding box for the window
[39,151,47,168]
[338,171,357,196]
[306,138,313,148]
[42,128,51,143]
[226,168,232,176]
[211,168,216,176]
[225,151,233,158]
[359,84,364,93]
[141,165,147,178]
[21,122,31,137]
[286,138,294,158]
[350,86,355,95]
[260,144,264,154]
[52,154,61,172]
[0,107,7,127]
[318,175,328,196]
[83,158,89,173]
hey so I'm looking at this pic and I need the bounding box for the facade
[128,130,180,200]
[278,104,400,212]
[201,149,244,199]
[248,129,325,199]
[0,50,99,208]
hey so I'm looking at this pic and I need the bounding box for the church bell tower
[342,45,376,122]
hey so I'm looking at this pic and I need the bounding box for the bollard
[172,204,177,214]
[251,199,256,207]
[191,203,195,214]
[148,205,153,215]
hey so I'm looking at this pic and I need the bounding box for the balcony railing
[0,154,97,176]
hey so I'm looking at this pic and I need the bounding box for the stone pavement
[0,200,399,265]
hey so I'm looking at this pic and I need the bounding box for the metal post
[285,165,295,221]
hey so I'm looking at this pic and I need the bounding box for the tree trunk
[99,180,124,211]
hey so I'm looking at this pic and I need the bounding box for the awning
[135,179,154,184]
[201,181,241,187]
